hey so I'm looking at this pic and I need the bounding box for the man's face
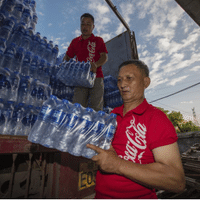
[81,17,94,38]
[117,64,150,104]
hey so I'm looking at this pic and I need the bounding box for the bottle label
[51,110,66,125]
[38,106,51,120]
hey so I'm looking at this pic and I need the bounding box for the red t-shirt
[66,34,108,78]
[95,99,178,199]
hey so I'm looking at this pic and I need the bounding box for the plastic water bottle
[50,45,59,65]
[40,99,70,148]
[36,37,46,60]
[8,23,26,47]
[29,55,38,79]
[0,17,15,40]
[21,104,35,136]
[0,12,5,27]
[29,78,37,106]
[98,113,117,150]
[43,63,51,85]
[44,43,52,63]
[37,59,46,82]
[29,12,37,31]
[20,28,33,51]
[1,100,14,135]
[81,61,91,80]
[28,95,57,143]
[0,0,16,18]
[20,8,31,27]
[9,103,25,135]
[30,0,36,13]
[1,42,16,71]
[21,51,32,76]
[37,82,48,107]
[17,75,31,104]
[10,46,24,72]
[81,111,106,158]
[30,32,40,55]
[11,3,24,24]
[0,67,11,100]
[57,103,83,152]
[0,99,5,134]
[8,71,20,102]
[0,37,6,67]
[69,107,94,156]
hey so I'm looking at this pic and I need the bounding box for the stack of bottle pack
[50,63,74,102]
[0,67,52,106]
[104,75,123,108]
[0,98,39,136]
[56,59,96,88]
[28,95,117,159]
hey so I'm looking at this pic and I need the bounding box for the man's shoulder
[71,36,82,43]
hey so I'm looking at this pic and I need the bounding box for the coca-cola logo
[119,115,147,164]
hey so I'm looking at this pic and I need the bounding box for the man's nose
[118,79,127,89]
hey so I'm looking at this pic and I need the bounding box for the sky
[34,0,200,124]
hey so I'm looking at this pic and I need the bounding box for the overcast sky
[34,0,200,124]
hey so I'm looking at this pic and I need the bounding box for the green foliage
[157,107,200,133]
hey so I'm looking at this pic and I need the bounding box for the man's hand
[90,62,97,73]
[86,144,123,174]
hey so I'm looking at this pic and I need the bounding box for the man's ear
[144,77,151,89]
[93,24,95,30]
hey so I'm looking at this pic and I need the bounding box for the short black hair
[118,60,149,77]
[81,13,94,23]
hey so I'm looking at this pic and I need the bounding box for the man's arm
[87,142,185,193]
[63,54,71,62]
[90,52,108,73]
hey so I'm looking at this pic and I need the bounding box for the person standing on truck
[63,13,108,111]
[87,60,185,199]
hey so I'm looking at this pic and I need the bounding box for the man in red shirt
[63,13,108,111]
[87,60,185,198]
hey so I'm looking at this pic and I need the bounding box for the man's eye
[117,79,121,82]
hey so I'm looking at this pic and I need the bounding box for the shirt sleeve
[98,37,108,54]
[66,39,75,58]
[148,110,178,150]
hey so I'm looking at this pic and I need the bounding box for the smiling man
[63,13,108,111]
[87,60,185,199]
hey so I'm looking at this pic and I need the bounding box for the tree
[157,108,200,133]
[167,111,184,133]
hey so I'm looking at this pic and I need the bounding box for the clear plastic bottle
[1,42,16,71]
[29,78,38,106]
[44,43,52,63]
[8,71,20,102]
[29,55,38,79]
[21,104,35,136]
[28,95,57,143]
[81,111,107,158]
[0,0,16,18]
[8,23,26,47]
[11,46,24,72]
[40,99,69,148]
[21,51,32,76]
[0,98,5,134]
[0,67,11,100]
[98,113,117,150]
[57,103,83,152]
[69,107,94,156]
[9,103,25,135]
[30,32,40,55]
[17,75,31,104]
[20,8,31,28]
[1,100,14,135]
[37,59,46,82]
[0,37,6,68]
[20,27,33,51]
[11,3,24,24]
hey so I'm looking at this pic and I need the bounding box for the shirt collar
[112,99,149,117]
[79,33,95,41]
